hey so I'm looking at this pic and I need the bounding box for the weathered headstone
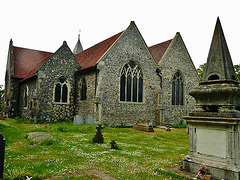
[86,115,94,124]
[73,115,83,125]
[0,133,5,179]
[92,124,104,143]
[110,140,118,150]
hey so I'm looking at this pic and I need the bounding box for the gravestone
[110,140,118,150]
[0,133,5,179]
[73,115,83,125]
[86,115,94,124]
[92,124,104,143]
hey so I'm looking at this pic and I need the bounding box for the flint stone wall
[159,34,199,124]
[96,23,160,126]
[75,70,96,122]
[34,43,80,122]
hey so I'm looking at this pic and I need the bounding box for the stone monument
[182,18,240,179]
[92,124,104,143]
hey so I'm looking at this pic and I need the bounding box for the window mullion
[125,75,127,101]
[137,75,139,102]
[60,83,63,103]
[131,73,133,102]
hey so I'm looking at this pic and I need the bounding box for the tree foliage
[197,63,240,81]
[0,84,4,112]
[197,63,206,81]
[234,64,240,81]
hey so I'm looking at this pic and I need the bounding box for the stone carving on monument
[182,17,240,180]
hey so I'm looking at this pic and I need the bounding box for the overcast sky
[0,0,239,86]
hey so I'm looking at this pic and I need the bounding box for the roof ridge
[75,31,124,56]
[13,45,53,54]
[149,39,173,48]
[75,31,124,70]
[149,39,173,65]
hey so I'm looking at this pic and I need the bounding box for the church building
[3,21,199,126]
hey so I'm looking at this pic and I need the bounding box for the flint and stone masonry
[3,22,199,126]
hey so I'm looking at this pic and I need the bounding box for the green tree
[0,85,4,112]
[234,64,240,81]
[197,63,206,80]
[197,63,240,81]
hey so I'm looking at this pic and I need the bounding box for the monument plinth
[183,18,240,180]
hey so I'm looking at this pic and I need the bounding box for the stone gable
[94,22,160,126]
[159,33,199,124]
[35,42,80,122]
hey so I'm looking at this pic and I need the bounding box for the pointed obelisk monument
[183,18,240,180]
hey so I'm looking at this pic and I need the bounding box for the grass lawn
[0,118,189,180]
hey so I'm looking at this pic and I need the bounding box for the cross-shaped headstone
[96,124,104,132]
[0,133,5,179]
[92,124,104,143]
[110,140,117,149]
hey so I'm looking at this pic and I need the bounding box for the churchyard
[0,118,188,179]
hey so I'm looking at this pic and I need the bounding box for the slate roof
[149,39,172,65]
[75,31,123,70]
[13,46,53,79]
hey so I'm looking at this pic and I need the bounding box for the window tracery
[172,71,184,105]
[120,61,143,102]
[54,76,68,103]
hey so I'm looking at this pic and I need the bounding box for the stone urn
[190,79,240,117]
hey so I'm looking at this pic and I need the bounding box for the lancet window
[172,71,184,105]
[24,85,28,107]
[80,77,87,100]
[120,61,143,102]
[54,76,68,103]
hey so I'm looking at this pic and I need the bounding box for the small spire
[202,17,237,82]
[73,31,83,54]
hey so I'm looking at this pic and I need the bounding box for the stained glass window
[81,78,87,100]
[24,85,28,107]
[120,61,143,102]
[55,83,61,102]
[172,71,184,105]
[54,78,68,103]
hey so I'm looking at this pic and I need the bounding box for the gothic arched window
[80,78,87,100]
[54,77,68,103]
[120,61,143,102]
[24,85,28,107]
[172,71,184,105]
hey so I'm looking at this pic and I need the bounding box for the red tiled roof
[21,57,50,81]
[149,39,172,65]
[75,31,123,70]
[13,46,53,79]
